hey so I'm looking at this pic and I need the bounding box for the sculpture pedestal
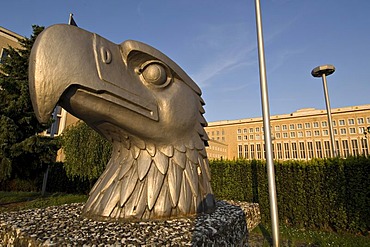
[0,201,260,246]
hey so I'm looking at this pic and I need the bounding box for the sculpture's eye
[138,61,172,88]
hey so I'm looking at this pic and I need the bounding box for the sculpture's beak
[29,24,158,124]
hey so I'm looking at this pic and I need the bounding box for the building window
[255,127,260,132]
[46,106,63,136]
[292,142,298,159]
[349,128,356,134]
[340,128,347,135]
[307,141,314,159]
[314,130,320,136]
[277,143,283,159]
[339,119,345,126]
[342,140,349,157]
[283,133,288,138]
[298,131,303,138]
[299,142,306,159]
[244,145,249,159]
[352,139,359,156]
[238,145,243,158]
[322,121,328,127]
[367,117,370,124]
[357,118,364,124]
[237,136,242,141]
[244,135,248,140]
[284,143,290,159]
[250,135,254,140]
[305,123,311,129]
[250,144,255,159]
[332,120,336,126]
[0,48,8,64]
[275,133,281,139]
[216,131,219,135]
[289,124,295,130]
[306,131,312,137]
[348,119,355,125]
[313,122,319,128]
[275,125,280,131]
[297,123,303,129]
[359,127,365,134]
[282,125,287,130]
[256,144,262,159]
[237,129,241,134]
[316,141,323,158]
[361,139,369,156]
[290,132,296,138]
[324,141,331,158]
[255,134,261,140]
[323,130,329,136]
[335,140,340,156]
[249,128,254,133]
[243,128,247,134]
[334,129,338,135]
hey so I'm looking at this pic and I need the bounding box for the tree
[61,121,112,183]
[0,25,60,187]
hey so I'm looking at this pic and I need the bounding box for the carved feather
[119,163,138,206]
[167,160,183,207]
[147,162,165,210]
[172,149,186,169]
[137,149,152,180]
[152,150,169,174]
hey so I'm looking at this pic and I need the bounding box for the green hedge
[209,156,370,234]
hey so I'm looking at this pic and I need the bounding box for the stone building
[205,104,370,160]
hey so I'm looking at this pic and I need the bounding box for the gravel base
[0,201,257,246]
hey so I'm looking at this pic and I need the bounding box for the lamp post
[254,1,280,246]
[311,64,337,157]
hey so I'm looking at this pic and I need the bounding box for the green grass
[249,224,370,247]
[0,191,87,212]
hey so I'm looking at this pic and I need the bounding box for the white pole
[254,0,280,246]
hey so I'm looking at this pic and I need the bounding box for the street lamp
[311,64,337,157]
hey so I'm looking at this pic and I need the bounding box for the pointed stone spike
[124,181,147,219]
[194,137,204,151]
[174,144,186,153]
[199,148,207,158]
[159,145,174,157]
[97,183,115,214]
[203,158,212,180]
[152,151,169,174]
[146,142,156,156]
[120,163,139,206]
[178,173,192,213]
[118,151,134,180]
[96,163,120,194]
[153,182,172,217]
[199,96,205,105]
[168,160,183,207]
[137,149,152,181]
[131,145,141,159]
[130,135,146,149]
[184,160,199,197]
[172,149,186,169]
[147,162,165,210]
[101,181,121,217]
[186,142,194,150]
[186,148,199,164]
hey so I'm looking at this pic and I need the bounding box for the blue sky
[2,0,370,122]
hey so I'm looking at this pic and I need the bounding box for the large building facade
[205,104,370,160]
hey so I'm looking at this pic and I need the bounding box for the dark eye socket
[138,61,172,88]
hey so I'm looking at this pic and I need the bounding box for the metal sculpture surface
[29,24,215,220]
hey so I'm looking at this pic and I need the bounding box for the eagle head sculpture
[29,24,215,220]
